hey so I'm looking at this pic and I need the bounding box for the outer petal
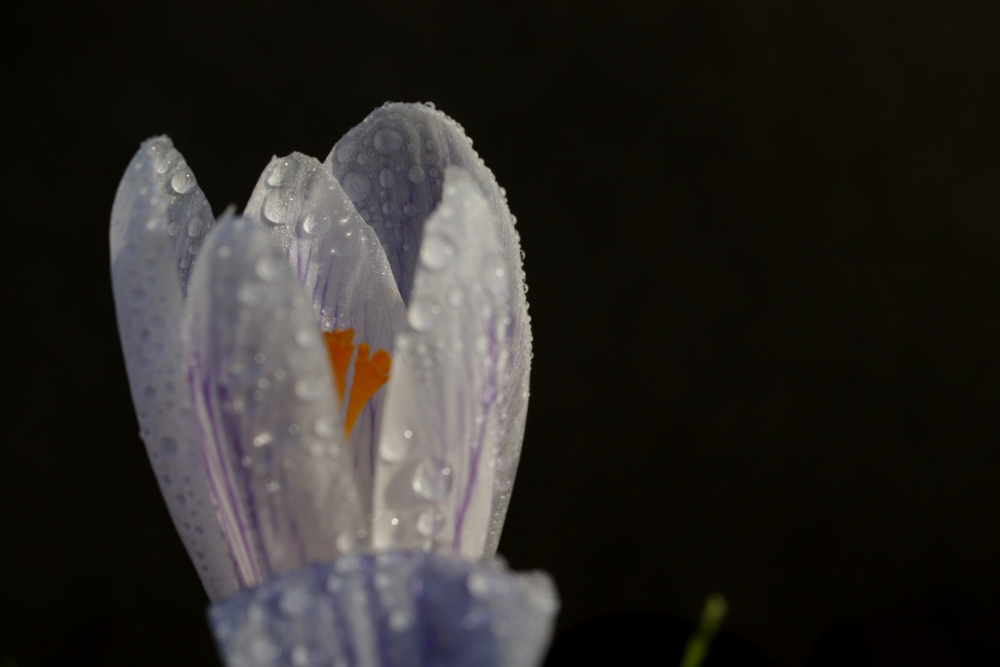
[373,168,530,557]
[243,153,407,519]
[184,214,364,590]
[110,139,239,600]
[143,136,217,295]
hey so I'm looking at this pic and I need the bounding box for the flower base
[209,551,558,667]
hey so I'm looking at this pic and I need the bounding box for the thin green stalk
[680,593,728,667]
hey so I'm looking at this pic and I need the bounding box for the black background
[4,2,1000,666]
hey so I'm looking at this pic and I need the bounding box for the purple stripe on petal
[373,168,529,558]
[243,153,407,518]
[110,137,239,601]
[184,214,364,589]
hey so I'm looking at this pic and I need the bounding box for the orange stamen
[344,343,392,438]
[323,329,355,404]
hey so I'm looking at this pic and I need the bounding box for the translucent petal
[110,138,239,600]
[184,214,364,590]
[209,551,559,667]
[142,137,217,295]
[373,168,531,557]
[244,153,407,519]
[326,103,523,309]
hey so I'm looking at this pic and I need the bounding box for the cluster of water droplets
[209,551,558,667]
[146,137,216,294]
[370,168,520,557]
[185,216,365,587]
[110,138,240,599]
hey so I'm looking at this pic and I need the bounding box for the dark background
[4,1,1000,665]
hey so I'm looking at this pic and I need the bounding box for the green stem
[679,593,728,667]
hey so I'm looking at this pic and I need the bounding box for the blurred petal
[244,153,407,518]
[209,551,558,667]
[184,214,364,590]
[373,168,531,557]
[143,137,217,295]
[110,138,239,600]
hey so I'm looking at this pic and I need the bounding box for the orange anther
[344,343,392,438]
[323,329,355,404]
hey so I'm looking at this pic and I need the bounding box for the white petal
[373,167,531,557]
[141,137,217,295]
[110,138,239,600]
[184,214,365,589]
[243,153,407,519]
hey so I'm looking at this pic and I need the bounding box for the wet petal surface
[144,137,217,295]
[373,168,530,557]
[110,138,238,600]
[244,153,407,518]
[185,214,364,589]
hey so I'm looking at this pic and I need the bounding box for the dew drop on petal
[416,508,445,537]
[420,231,458,270]
[374,129,402,154]
[412,456,453,500]
[267,160,294,187]
[160,436,178,457]
[301,211,332,237]
[171,168,196,194]
[336,141,356,163]
[187,216,208,237]
[407,297,441,331]
[408,165,426,184]
[379,168,395,188]
[381,428,414,462]
[255,255,282,282]
[263,192,290,225]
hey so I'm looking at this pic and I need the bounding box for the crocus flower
[111,102,536,601]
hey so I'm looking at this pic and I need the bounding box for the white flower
[110,103,531,601]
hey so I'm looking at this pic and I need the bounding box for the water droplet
[267,159,294,186]
[336,531,356,553]
[155,151,176,175]
[388,610,412,631]
[374,128,403,154]
[295,376,327,401]
[160,436,178,457]
[279,585,311,617]
[263,192,290,225]
[167,221,181,237]
[171,169,196,194]
[314,416,336,438]
[253,432,273,448]
[291,645,310,667]
[380,428,415,462]
[420,231,458,270]
[402,202,417,216]
[467,571,492,598]
[255,255,282,282]
[408,296,441,331]
[408,165,426,184]
[412,456,453,500]
[301,211,331,237]
[379,168,395,188]
[381,202,395,215]
[416,508,445,536]
[342,172,371,202]
[447,288,464,307]
[335,140,356,163]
